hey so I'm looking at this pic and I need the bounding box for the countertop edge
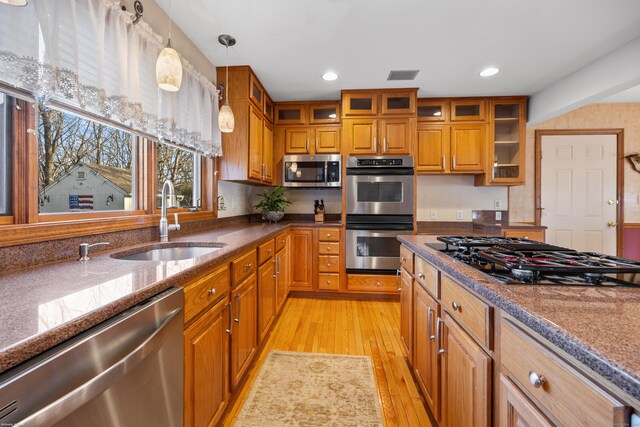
[398,236,640,403]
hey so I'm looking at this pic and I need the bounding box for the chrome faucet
[160,179,181,242]
[79,242,110,261]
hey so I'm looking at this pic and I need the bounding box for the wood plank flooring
[222,297,433,426]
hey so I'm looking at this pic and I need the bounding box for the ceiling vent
[387,70,420,81]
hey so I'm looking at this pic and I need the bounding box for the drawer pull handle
[280,240,285,243]
[436,317,445,355]
[529,371,546,388]
[427,307,435,341]
[208,288,216,296]
[376,281,381,287]
[451,301,461,311]
[246,263,252,269]
[417,272,425,279]
[401,256,406,262]
[267,248,272,253]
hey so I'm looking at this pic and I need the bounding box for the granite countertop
[0,220,339,374]
[398,235,640,403]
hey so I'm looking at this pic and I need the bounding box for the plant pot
[262,211,285,223]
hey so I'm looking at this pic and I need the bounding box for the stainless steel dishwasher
[0,287,183,427]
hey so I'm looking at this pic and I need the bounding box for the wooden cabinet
[183,297,231,427]
[314,126,341,153]
[284,126,340,154]
[440,313,491,427]
[441,274,492,348]
[399,268,413,364]
[414,281,440,420]
[342,89,417,117]
[451,99,486,121]
[284,128,313,154]
[500,374,552,427]
[342,91,378,117]
[289,228,314,290]
[381,90,417,115]
[317,228,341,292]
[275,103,308,125]
[346,274,398,293]
[217,66,274,185]
[344,117,414,155]
[309,102,340,124]
[257,257,276,343]
[418,99,449,122]
[275,233,289,311]
[502,228,545,242]
[416,123,485,174]
[230,273,257,390]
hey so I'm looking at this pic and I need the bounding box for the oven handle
[346,223,414,231]
[346,168,414,176]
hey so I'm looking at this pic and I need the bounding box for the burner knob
[528,371,546,389]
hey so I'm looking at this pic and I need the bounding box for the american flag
[69,195,94,210]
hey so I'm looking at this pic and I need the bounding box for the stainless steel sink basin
[112,242,226,261]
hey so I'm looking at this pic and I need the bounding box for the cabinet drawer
[232,250,257,286]
[501,321,629,426]
[414,256,439,298]
[275,232,287,252]
[400,245,414,274]
[441,275,491,348]
[318,242,340,255]
[318,273,340,291]
[319,228,340,242]
[183,265,230,325]
[258,239,275,265]
[501,229,545,242]
[318,255,340,273]
[347,274,398,293]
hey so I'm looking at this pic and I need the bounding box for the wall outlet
[430,210,437,220]
[495,211,502,221]
[494,199,503,210]
[456,210,464,220]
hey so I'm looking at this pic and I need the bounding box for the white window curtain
[0,0,222,157]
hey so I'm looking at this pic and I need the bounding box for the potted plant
[254,186,292,223]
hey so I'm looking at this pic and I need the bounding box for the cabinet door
[262,122,273,183]
[418,99,449,122]
[342,91,378,116]
[285,128,312,154]
[500,374,553,427]
[275,104,307,125]
[451,99,486,121]
[344,118,377,155]
[414,283,440,420]
[309,102,340,124]
[184,297,230,427]
[289,228,314,290]
[381,91,416,115]
[399,269,413,364]
[276,245,288,311]
[248,104,264,181]
[416,124,449,173]
[488,99,526,184]
[451,124,485,172]
[258,259,276,343]
[231,274,258,390]
[380,118,414,154]
[263,93,274,123]
[314,126,341,154]
[441,313,491,427]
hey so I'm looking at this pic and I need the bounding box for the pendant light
[0,0,28,5]
[156,0,182,92]
[218,34,236,133]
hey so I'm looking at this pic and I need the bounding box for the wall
[282,189,342,214]
[216,181,261,218]
[509,103,640,223]
[417,175,508,222]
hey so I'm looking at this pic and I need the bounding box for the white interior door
[540,134,617,255]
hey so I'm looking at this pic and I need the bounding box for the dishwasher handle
[16,307,182,427]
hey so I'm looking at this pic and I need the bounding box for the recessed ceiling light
[480,67,500,77]
[322,72,338,81]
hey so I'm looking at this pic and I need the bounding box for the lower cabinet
[258,258,276,343]
[500,374,552,427]
[231,273,258,390]
[275,238,289,311]
[399,268,413,364]
[183,296,231,427]
[440,313,491,427]
[413,281,440,420]
[289,228,314,290]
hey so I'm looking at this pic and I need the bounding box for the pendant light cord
[168,0,173,44]
[225,43,229,103]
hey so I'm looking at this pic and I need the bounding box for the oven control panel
[357,158,403,167]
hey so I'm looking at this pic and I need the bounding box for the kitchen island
[399,234,640,426]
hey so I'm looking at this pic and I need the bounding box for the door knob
[607,199,616,205]
[607,221,617,228]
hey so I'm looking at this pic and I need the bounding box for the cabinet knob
[327,246,331,251]
[418,272,425,279]
[267,248,272,253]
[376,281,381,287]
[326,233,331,237]
[246,263,252,269]
[528,371,546,388]
[401,256,406,262]
[451,301,461,311]
[208,288,216,296]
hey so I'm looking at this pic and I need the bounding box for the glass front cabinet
[484,98,526,185]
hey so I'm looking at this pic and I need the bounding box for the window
[37,105,136,213]
[0,92,11,216]
[156,143,200,209]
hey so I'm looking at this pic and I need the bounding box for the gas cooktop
[429,236,640,287]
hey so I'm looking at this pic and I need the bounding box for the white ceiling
[599,84,640,102]
[159,0,640,102]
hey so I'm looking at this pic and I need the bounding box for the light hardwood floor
[222,297,433,426]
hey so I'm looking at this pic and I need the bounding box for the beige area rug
[235,350,384,426]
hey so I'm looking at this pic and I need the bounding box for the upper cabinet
[309,102,340,124]
[381,91,417,116]
[216,65,274,185]
[342,89,417,118]
[451,99,486,121]
[418,99,449,122]
[277,101,341,156]
[275,104,308,125]
[342,91,378,117]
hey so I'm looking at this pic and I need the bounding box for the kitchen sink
[112,242,226,261]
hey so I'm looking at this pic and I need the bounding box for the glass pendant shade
[218,102,235,133]
[1,0,28,5]
[156,43,182,92]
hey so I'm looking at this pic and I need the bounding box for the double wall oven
[346,156,414,273]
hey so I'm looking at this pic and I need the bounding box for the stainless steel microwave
[282,154,341,188]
